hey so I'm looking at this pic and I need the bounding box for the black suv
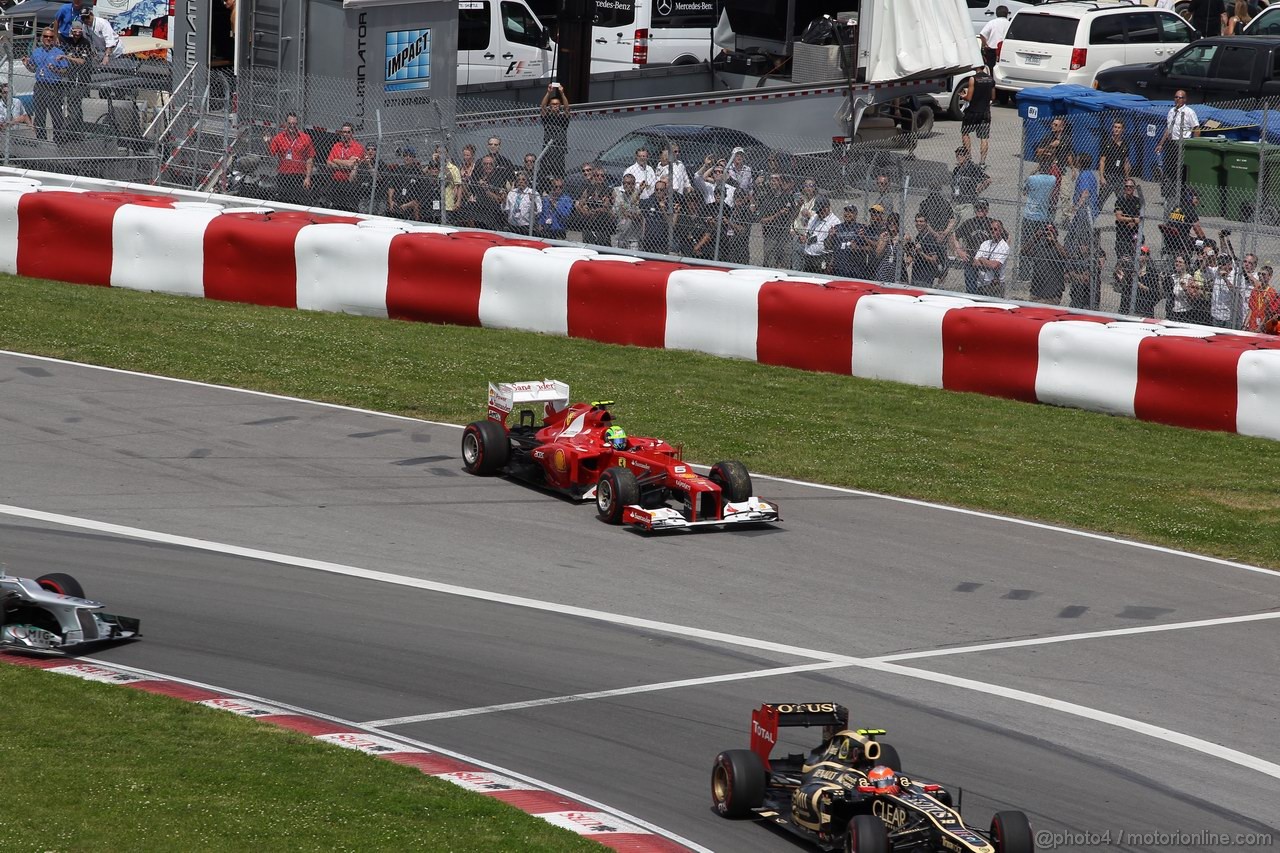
[1095,34,1280,103]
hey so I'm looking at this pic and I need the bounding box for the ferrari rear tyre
[36,572,84,599]
[845,814,890,853]
[711,749,765,818]
[596,467,640,524]
[461,420,509,475]
[991,810,1035,853]
[709,460,752,503]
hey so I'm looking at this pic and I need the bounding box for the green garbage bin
[1221,140,1280,224]
[1180,137,1229,218]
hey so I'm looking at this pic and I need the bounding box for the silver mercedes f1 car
[0,569,141,654]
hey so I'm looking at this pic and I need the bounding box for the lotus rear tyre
[461,420,509,475]
[36,572,84,599]
[596,466,640,524]
[991,810,1035,853]
[711,749,766,818]
[845,814,890,853]
[710,460,752,503]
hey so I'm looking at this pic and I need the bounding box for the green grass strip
[0,665,600,852]
[2,274,1278,568]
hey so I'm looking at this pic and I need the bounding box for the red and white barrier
[7,182,1280,442]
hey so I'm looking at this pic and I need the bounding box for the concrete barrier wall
[5,179,1280,442]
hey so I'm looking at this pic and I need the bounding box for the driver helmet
[866,765,900,796]
[604,425,627,450]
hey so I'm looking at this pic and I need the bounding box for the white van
[458,0,554,85]
[995,1,1196,93]
[591,0,716,72]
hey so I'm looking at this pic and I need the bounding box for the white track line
[2,502,1278,782]
[3,349,1277,580]
[873,611,1280,662]
[361,661,852,727]
[70,656,712,853]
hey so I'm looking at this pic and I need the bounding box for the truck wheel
[947,86,967,121]
[991,810,1035,853]
[36,572,85,599]
[845,814,890,853]
[596,467,640,524]
[909,105,934,137]
[711,749,766,818]
[461,420,509,475]
[710,461,752,503]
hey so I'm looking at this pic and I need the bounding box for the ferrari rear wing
[487,380,570,425]
[750,702,849,766]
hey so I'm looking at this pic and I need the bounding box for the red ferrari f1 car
[460,380,780,531]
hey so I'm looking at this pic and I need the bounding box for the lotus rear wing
[487,380,570,427]
[749,702,849,767]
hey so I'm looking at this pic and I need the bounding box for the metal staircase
[245,0,307,129]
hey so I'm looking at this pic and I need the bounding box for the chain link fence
[7,57,1280,332]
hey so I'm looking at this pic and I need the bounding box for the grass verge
[0,665,600,852]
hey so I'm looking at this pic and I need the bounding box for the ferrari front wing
[622,497,780,531]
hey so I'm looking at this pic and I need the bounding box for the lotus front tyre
[991,810,1035,853]
[845,814,890,853]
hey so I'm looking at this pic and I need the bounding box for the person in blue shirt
[1020,155,1057,283]
[23,28,70,142]
[54,0,89,44]
[538,175,575,242]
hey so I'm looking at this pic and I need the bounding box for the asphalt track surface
[2,351,1278,852]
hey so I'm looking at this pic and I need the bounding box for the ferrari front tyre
[461,420,509,475]
[710,749,765,819]
[596,466,639,524]
[845,814,890,853]
[990,810,1035,853]
[709,460,752,503]
[36,572,85,599]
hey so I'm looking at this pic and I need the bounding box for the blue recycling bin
[1017,84,1101,162]
[1125,99,1175,182]
[1062,90,1135,163]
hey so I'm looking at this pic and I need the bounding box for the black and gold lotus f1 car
[711,702,1035,853]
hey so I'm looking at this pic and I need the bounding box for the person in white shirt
[726,148,753,193]
[656,148,690,197]
[0,82,31,129]
[691,157,737,207]
[1210,252,1252,329]
[503,170,538,231]
[1157,90,1200,154]
[978,6,1011,75]
[79,8,122,64]
[622,147,656,200]
[802,197,840,274]
[973,219,1010,295]
[611,173,643,249]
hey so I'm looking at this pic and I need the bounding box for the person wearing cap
[62,19,92,133]
[324,122,366,211]
[952,147,990,225]
[953,199,993,295]
[801,197,840,274]
[830,204,867,278]
[78,7,122,64]
[0,82,32,131]
[54,0,90,44]
[1160,188,1205,259]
